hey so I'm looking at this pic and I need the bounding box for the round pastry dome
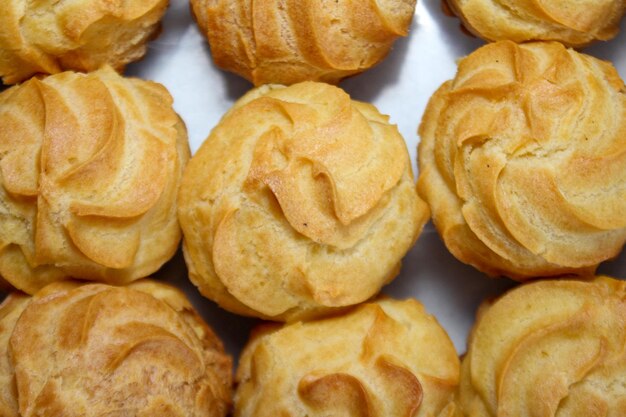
[459,276,626,416]
[178,82,429,321]
[190,0,417,85]
[418,41,626,280]
[0,0,169,84]
[235,298,459,417]
[445,0,625,47]
[0,280,232,417]
[0,67,190,294]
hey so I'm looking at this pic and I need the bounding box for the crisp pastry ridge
[178,82,429,321]
[0,0,169,84]
[445,0,626,47]
[0,280,232,417]
[418,41,626,280]
[190,0,417,85]
[0,67,190,294]
[458,276,626,416]
[235,298,460,417]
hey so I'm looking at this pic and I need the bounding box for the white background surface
[125,0,626,359]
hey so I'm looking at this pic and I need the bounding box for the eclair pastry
[0,280,232,417]
[190,0,417,85]
[445,0,625,47]
[0,67,190,294]
[235,298,459,417]
[459,276,626,416]
[418,41,626,280]
[0,0,169,84]
[178,82,429,321]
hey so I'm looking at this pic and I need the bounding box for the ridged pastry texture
[0,293,29,417]
[190,0,417,85]
[0,0,168,84]
[418,41,626,280]
[445,0,625,47]
[0,280,232,417]
[0,282,103,417]
[459,276,626,417]
[235,298,460,417]
[178,82,429,321]
[0,67,190,294]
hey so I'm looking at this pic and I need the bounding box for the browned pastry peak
[418,41,626,280]
[445,0,625,47]
[235,298,459,417]
[0,67,190,294]
[1,280,232,417]
[178,82,429,321]
[0,0,169,84]
[459,276,626,417]
[190,0,417,85]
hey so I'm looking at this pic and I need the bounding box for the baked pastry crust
[190,0,417,85]
[445,0,625,47]
[235,298,459,417]
[0,67,190,294]
[178,82,429,321]
[459,276,626,416]
[418,41,626,280]
[0,283,86,417]
[1,280,232,417]
[0,293,29,417]
[0,0,169,84]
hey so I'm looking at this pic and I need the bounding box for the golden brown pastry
[190,0,417,85]
[1,280,232,417]
[459,276,626,417]
[0,67,190,294]
[0,282,96,417]
[235,298,460,417]
[0,0,169,84]
[0,283,84,417]
[418,41,626,280]
[445,0,625,47]
[178,82,429,321]
[0,293,29,417]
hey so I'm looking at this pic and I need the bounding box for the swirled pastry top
[458,277,626,417]
[0,67,190,294]
[190,0,417,85]
[4,280,232,417]
[0,0,168,84]
[235,298,459,417]
[446,0,625,47]
[417,41,626,280]
[178,82,428,322]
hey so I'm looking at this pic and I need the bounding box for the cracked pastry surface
[418,41,626,280]
[178,82,428,321]
[190,0,417,85]
[0,280,232,417]
[445,0,625,47]
[0,0,168,84]
[235,298,459,417]
[0,67,190,294]
[459,276,626,417]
